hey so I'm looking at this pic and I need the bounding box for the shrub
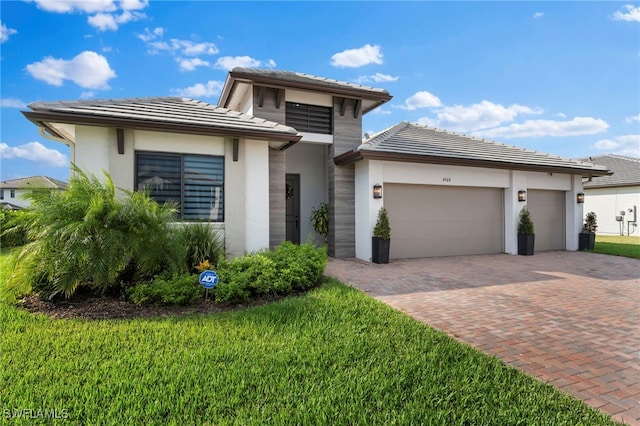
[173,223,225,272]
[0,209,30,247]
[373,207,391,240]
[214,242,327,304]
[310,202,329,243]
[582,211,597,234]
[128,273,203,305]
[8,166,184,300]
[518,207,535,235]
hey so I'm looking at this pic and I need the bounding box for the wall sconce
[373,184,382,199]
[518,190,526,202]
[577,192,585,204]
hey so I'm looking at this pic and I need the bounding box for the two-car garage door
[384,184,565,259]
[385,184,504,259]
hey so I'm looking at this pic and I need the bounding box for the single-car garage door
[385,184,504,259]
[527,189,565,251]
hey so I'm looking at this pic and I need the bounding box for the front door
[285,174,300,244]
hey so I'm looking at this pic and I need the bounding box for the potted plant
[310,202,329,244]
[372,206,391,264]
[517,207,535,256]
[579,211,597,251]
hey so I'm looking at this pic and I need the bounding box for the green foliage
[173,223,225,272]
[593,235,640,259]
[7,166,183,300]
[0,281,617,425]
[310,202,329,243]
[373,206,391,240]
[128,273,203,305]
[582,211,598,234]
[0,209,30,247]
[214,242,328,304]
[517,207,535,235]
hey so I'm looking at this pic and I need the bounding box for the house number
[442,177,452,182]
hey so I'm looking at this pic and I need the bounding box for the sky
[1,0,639,182]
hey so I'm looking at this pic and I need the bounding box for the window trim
[135,151,225,222]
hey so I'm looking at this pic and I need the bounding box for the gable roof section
[0,176,68,190]
[335,122,611,177]
[22,97,301,145]
[219,68,392,114]
[581,155,640,188]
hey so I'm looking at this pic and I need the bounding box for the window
[0,190,4,200]
[285,102,332,134]
[136,152,224,221]
[10,190,15,198]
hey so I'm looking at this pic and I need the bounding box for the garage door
[385,184,504,259]
[527,190,565,251]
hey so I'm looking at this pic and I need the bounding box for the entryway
[285,174,300,244]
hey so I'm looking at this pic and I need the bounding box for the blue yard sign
[199,270,219,289]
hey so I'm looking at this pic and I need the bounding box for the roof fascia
[334,150,613,178]
[22,110,302,143]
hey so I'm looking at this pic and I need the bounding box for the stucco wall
[583,186,640,235]
[355,160,584,261]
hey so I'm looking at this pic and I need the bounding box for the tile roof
[228,68,391,97]
[24,97,301,142]
[335,122,611,176]
[0,176,68,190]
[581,155,640,188]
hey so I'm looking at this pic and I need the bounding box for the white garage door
[385,184,504,259]
[527,190,565,251]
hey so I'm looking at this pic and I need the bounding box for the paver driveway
[325,251,640,425]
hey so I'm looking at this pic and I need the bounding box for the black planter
[372,237,390,264]
[578,233,596,251]
[518,234,535,256]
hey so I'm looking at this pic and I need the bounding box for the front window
[285,102,332,134]
[136,152,224,221]
[10,190,15,198]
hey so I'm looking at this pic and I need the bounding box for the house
[22,68,611,260]
[581,155,639,236]
[0,176,68,209]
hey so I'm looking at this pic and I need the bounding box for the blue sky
[1,1,639,182]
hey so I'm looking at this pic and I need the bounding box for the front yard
[593,235,640,258]
[1,278,619,425]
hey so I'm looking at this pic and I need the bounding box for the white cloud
[418,100,542,131]
[26,51,116,89]
[178,58,211,72]
[32,0,117,13]
[145,38,218,56]
[1,21,17,43]
[625,113,640,123]
[400,91,442,110]
[137,27,164,42]
[79,91,95,99]
[0,141,68,167]
[475,116,609,139]
[612,4,640,22]
[331,44,383,68]
[594,134,640,157]
[173,80,224,98]
[533,12,544,18]
[31,0,148,31]
[356,73,399,84]
[213,56,275,71]
[1,98,27,108]
[555,112,567,118]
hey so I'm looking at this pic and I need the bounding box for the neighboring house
[22,68,611,261]
[0,176,68,209]
[581,155,640,236]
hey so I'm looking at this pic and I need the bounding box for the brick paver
[325,251,640,425]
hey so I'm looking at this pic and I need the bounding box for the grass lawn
[1,279,619,425]
[592,235,640,259]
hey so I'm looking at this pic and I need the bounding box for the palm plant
[9,166,182,299]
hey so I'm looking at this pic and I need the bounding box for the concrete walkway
[325,251,640,425]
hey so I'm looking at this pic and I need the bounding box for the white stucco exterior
[583,186,640,236]
[355,159,585,261]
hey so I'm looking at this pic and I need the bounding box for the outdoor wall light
[518,190,526,202]
[577,192,585,204]
[373,184,383,199]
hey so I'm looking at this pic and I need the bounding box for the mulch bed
[20,292,291,321]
